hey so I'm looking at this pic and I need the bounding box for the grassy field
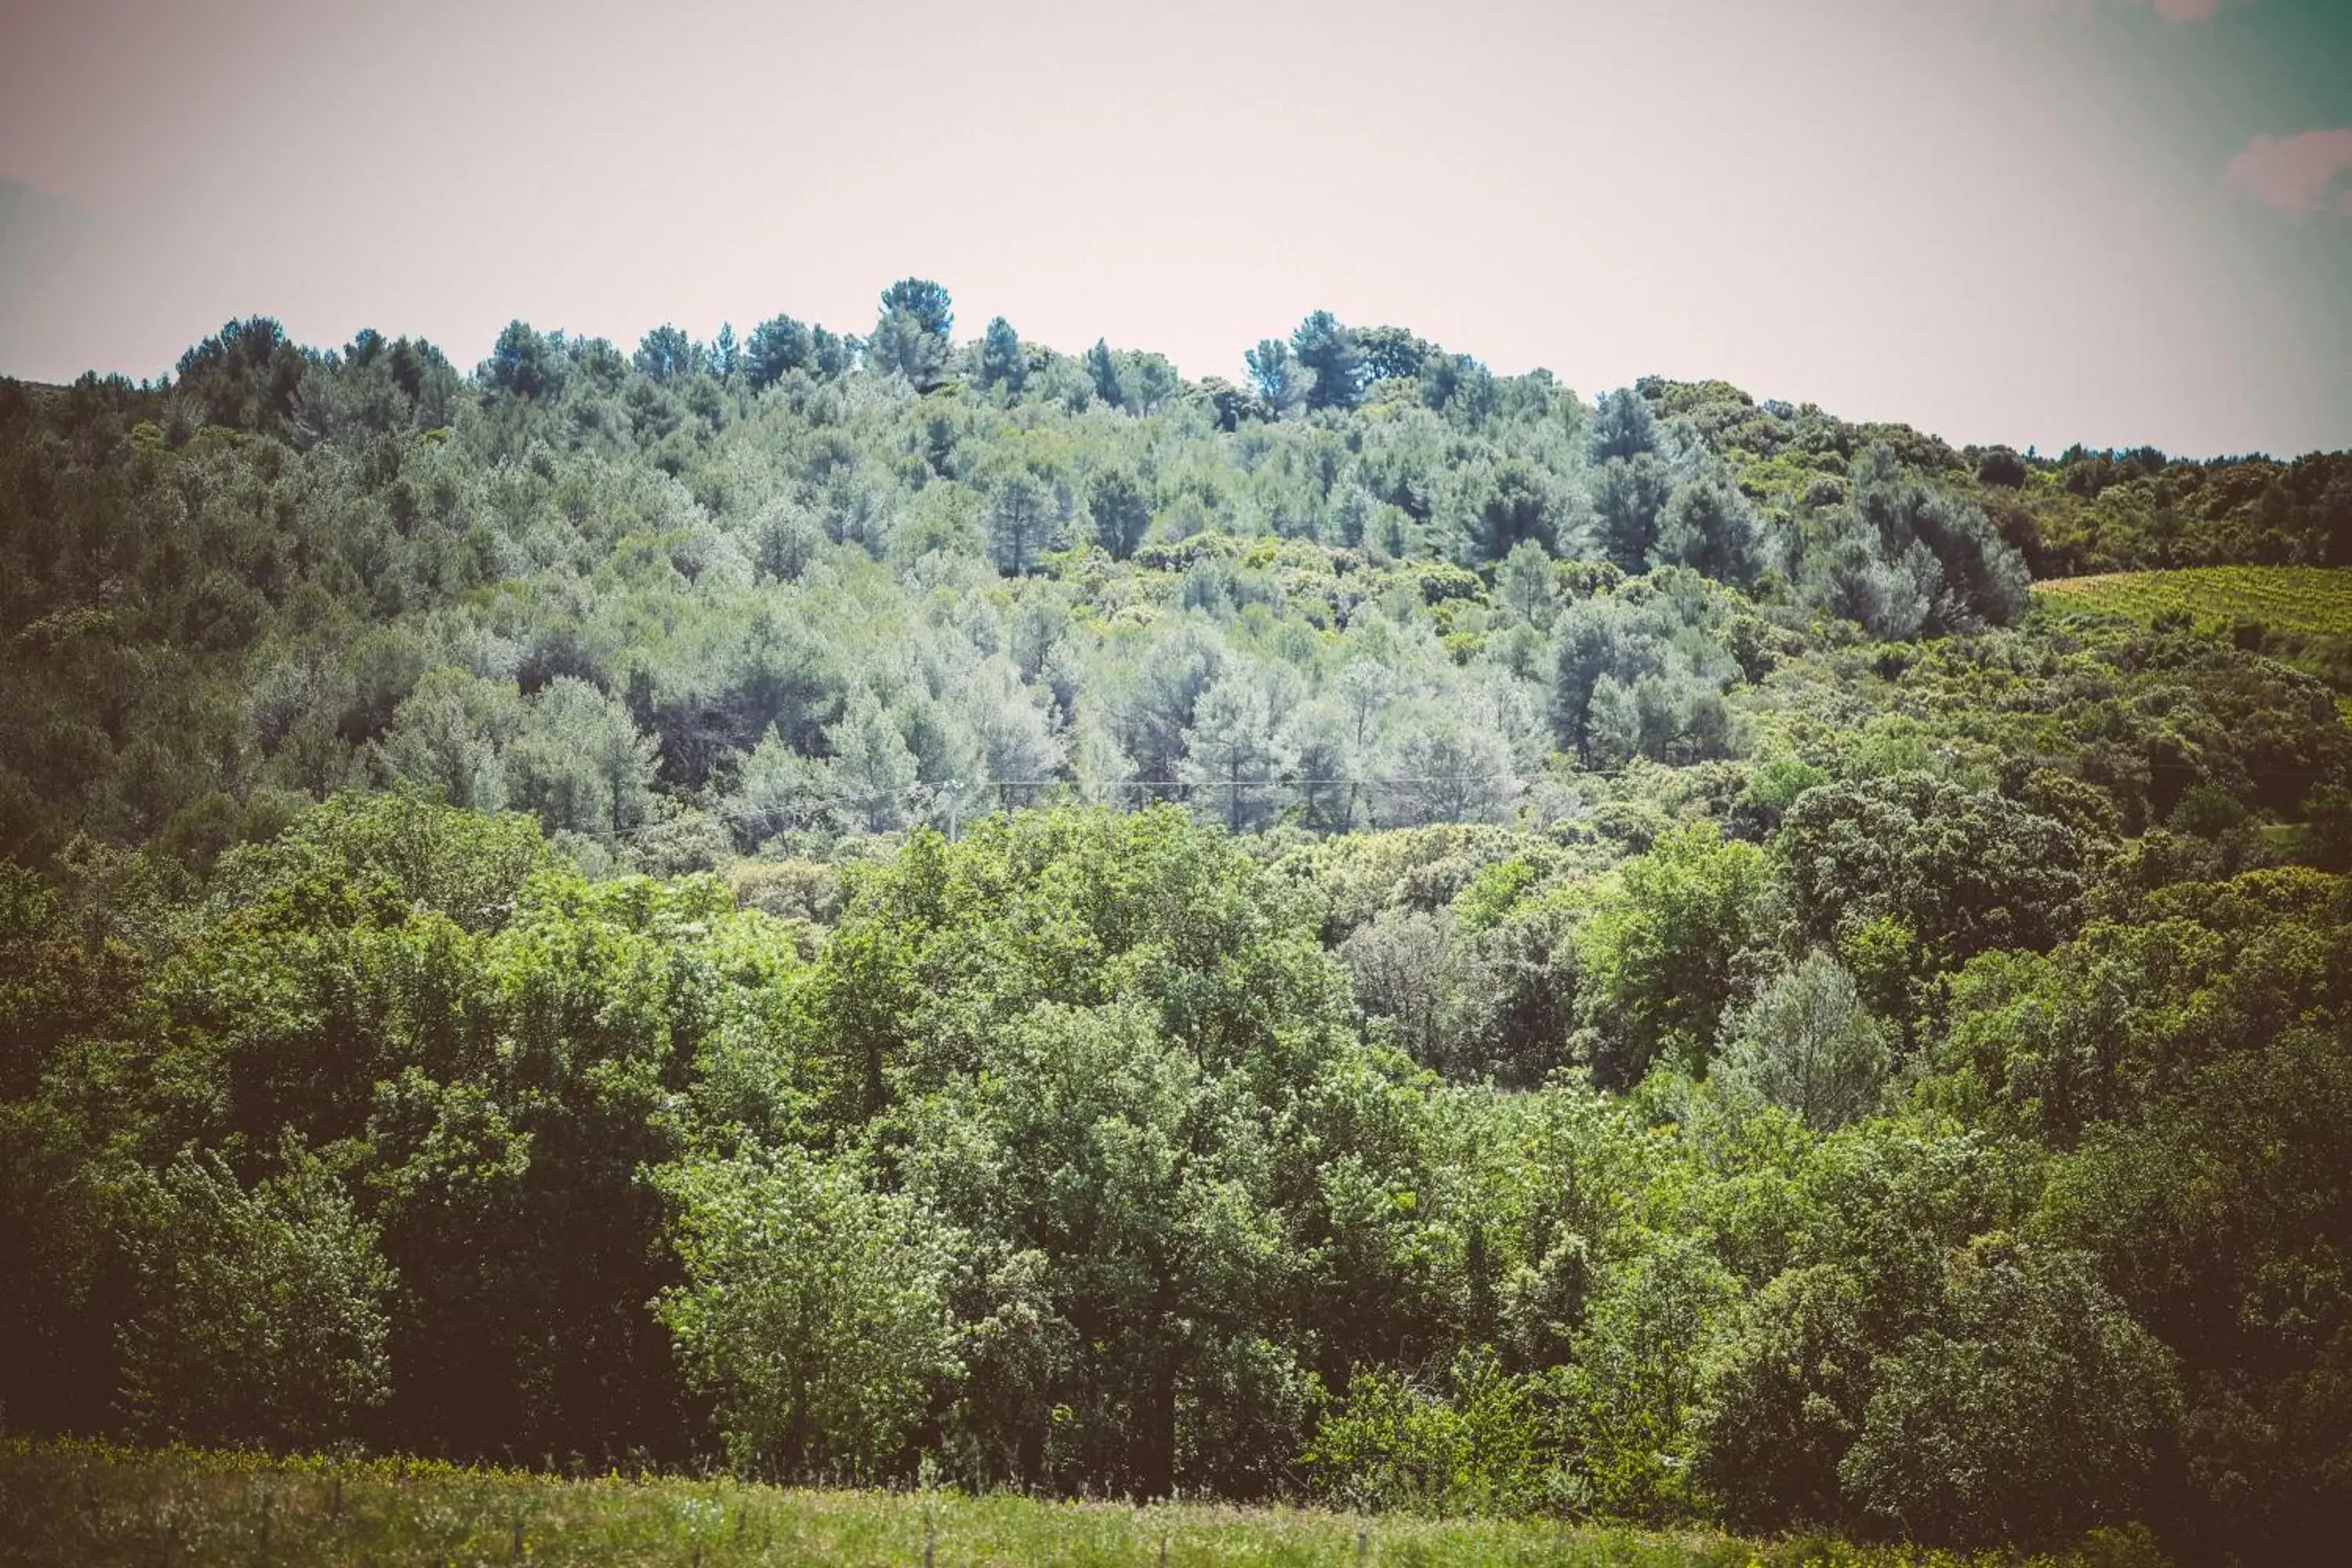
[0,1441,2161,1568]
[2033,564,2352,643]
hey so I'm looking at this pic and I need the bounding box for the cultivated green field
[0,1443,2158,1568]
[2033,564,2352,641]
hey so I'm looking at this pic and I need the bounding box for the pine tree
[1658,472,1769,587]
[1243,339,1315,419]
[1495,539,1558,626]
[1592,453,1675,573]
[870,278,955,392]
[987,469,1063,576]
[503,677,660,835]
[978,317,1026,396]
[1588,387,1662,463]
[1084,339,1124,408]
[1087,466,1152,561]
[1290,310,1366,411]
[1178,673,1291,832]
[745,314,812,389]
[825,690,917,831]
[633,324,700,383]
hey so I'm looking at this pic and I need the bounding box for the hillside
[3,286,2350,1565]
[1,291,2345,868]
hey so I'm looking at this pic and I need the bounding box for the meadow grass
[2033,564,2352,643]
[0,1439,2152,1568]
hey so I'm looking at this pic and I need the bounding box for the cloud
[2150,0,2220,19]
[2225,129,2352,218]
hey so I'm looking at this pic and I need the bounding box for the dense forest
[3,282,2350,1564]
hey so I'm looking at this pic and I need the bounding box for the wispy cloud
[2225,129,2352,217]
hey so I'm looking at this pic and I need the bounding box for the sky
[2,0,2347,459]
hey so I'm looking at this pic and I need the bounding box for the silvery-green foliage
[1714,951,1893,1131]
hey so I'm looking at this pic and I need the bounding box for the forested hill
[1,283,2347,866]
[5,284,2352,1563]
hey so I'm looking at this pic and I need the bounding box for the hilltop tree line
[2,282,2350,1563]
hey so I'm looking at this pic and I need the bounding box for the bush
[1302,1348,1573,1518]
[1838,1237,2178,1548]
[116,1136,394,1448]
[655,1149,963,1483]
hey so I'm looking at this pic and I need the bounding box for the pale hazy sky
[2,0,2348,457]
